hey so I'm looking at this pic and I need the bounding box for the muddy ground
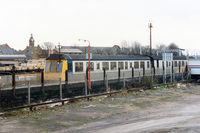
[1,83,200,133]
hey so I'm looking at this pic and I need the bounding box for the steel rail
[3,90,123,112]
[3,79,195,112]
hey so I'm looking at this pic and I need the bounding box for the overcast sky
[0,0,200,51]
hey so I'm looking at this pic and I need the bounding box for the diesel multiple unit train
[44,54,187,83]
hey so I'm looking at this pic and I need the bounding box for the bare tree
[41,42,54,50]
[120,40,130,54]
[40,42,55,57]
[117,40,180,56]
[155,43,167,56]
[94,48,104,54]
[129,41,142,54]
[156,44,167,50]
[71,43,80,49]
[79,47,88,54]
[167,43,179,49]
[142,45,150,55]
[167,43,180,56]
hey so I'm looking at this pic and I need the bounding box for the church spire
[29,33,35,47]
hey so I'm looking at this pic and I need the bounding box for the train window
[97,62,100,70]
[182,61,184,66]
[86,62,94,71]
[56,62,63,72]
[169,62,171,67]
[45,61,50,72]
[147,61,150,68]
[91,62,94,71]
[75,62,83,72]
[118,62,124,69]
[50,61,56,72]
[125,62,128,69]
[111,62,117,70]
[179,61,181,67]
[166,61,168,67]
[134,62,139,69]
[140,61,144,69]
[103,62,109,70]
[162,61,164,67]
[130,62,132,68]
[174,61,177,67]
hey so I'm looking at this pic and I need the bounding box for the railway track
[2,79,195,112]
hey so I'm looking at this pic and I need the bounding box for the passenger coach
[44,54,187,82]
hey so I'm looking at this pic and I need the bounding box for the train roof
[47,54,187,61]
[151,55,187,60]
[47,54,151,60]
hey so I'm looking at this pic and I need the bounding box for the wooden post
[186,64,188,74]
[12,66,16,95]
[86,67,88,80]
[28,81,30,105]
[85,76,87,96]
[172,61,174,82]
[132,67,134,78]
[118,68,121,82]
[59,78,62,101]
[173,73,176,83]
[41,71,44,93]
[12,71,16,95]
[163,65,165,84]
[139,72,141,84]
[153,66,155,84]
[182,72,184,81]
[151,67,153,86]
[103,68,106,81]
[143,65,145,77]
[106,74,108,93]
[123,73,125,90]
[0,88,1,111]
[65,70,68,83]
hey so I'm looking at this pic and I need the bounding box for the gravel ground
[0,83,200,133]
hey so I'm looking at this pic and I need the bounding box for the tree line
[119,40,180,56]
[38,41,181,58]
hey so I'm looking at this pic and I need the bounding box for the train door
[68,60,73,72]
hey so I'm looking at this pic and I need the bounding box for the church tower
[29,34,35,47]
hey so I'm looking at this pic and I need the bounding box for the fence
[0,65,189,110]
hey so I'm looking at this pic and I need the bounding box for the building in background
[0,44,16,55]
[21,34,43,59]
[54,47,83,54]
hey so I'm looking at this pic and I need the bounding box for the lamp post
[78,39,91,90]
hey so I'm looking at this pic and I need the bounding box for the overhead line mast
[149,23,153,56]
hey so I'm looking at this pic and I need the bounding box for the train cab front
[44,54,68,82]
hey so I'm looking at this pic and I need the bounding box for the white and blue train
[188,59,200,79]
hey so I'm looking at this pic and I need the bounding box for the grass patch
[151,86,169,91]
[5,109,30,117]
[2,83,195,132]
[29,113,41,119]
